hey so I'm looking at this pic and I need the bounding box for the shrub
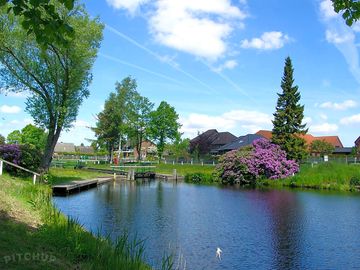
[184,173,214,184]
[215,139,299,185]
[0,144,42,175]
[350,176,360,187]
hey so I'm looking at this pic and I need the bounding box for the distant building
[217,134,265,154]
[134,141,157,160]
[190,129,237,156]
[255,130,347,155]
[77,145,94,154]
[54,142,76,153]
[355,136,360,154]
[255,130,343,148]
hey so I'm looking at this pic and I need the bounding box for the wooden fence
[0,158,40,184]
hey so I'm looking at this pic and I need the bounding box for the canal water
[53,180,360,269]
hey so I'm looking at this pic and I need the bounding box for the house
[134,141,157,160]
[217,134,265,154]
[54,142,76,153]
[77,145,94,154]
[255,130,345,154]
[355,136,360,150]
[190,129,237,156]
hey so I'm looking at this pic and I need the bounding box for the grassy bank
[260,162,360,192]
[0,172,166,269]
[48,168,110,185]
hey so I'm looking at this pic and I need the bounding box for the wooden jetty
[52,177,115,195]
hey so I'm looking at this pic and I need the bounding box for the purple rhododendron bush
[215,139,299,185]
[0,144,42,175]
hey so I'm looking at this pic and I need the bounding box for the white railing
[0,158,40,184]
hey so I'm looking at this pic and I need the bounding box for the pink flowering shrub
[215,139,299,185]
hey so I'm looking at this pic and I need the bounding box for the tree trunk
[40,127,61,172]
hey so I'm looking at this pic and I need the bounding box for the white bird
[216,247,222,260]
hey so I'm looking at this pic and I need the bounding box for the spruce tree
[272,57,308,161]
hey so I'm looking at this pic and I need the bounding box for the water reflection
[53,181,360,269]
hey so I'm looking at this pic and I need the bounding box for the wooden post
[33,174,37,185]
[181,161,183,165]
[201,161,204,166]
[131,169,135,180]
[173,169,177,181]
[113,172,116,180]
[173,160,175,165]
[191,159,193,165]
[0,160,3,176]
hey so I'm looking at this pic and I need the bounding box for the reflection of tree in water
[265,190,304,270]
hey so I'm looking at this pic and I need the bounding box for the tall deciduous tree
[0,4,103,171]
[127,94,154,161]
[92,77,138,160]
[149,101,180,160]
[272,57,308,162]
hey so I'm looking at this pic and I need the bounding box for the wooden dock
[52,177,114,195]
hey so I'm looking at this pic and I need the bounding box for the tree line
[91,77,181,161]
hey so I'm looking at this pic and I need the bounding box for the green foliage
[0,0,75,47]
[350,175,360,186]
[0,3,103,170]
[184,172,215,184]
[127,92,154,161]
[6,124,47,150]
[149,101,181,159]
[310,140,335,156]
[272,57,308,161]
[0,133,4,144]
[6,130,22,144]
[332,0,360,26]
[165,137,190,161]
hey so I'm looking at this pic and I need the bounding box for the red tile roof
[255,130,343,148]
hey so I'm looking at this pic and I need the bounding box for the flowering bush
[0,144,41,175]
[215,139,299,185]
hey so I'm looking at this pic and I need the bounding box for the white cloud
[319,0,360,84]
[73,120,90,128]
[325,29,354,44]
[106,0,149,13]
[240,31,290,50]
[340,114,360,125]
[0,105,21,114]
[319,99,357,110]
[319,0,337,20]
[319,113,328,120]
[149,0,247,60]
[180,109,272,138]
[213,59,238,72]
[310,123,338,133]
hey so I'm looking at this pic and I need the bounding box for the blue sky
[1,0,360,146]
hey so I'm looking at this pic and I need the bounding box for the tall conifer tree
[272,57,308,161]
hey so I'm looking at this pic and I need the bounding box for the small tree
[272,57,308,161]
[149,101,180,160]
[309,140,335,156]
[165,137,190,162]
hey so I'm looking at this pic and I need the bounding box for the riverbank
[183,162,360,192]
[260,162,360,192]
[0,172,153,269]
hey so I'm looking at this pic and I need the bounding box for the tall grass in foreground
[1,173,174,269]
[261,162,360,191]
